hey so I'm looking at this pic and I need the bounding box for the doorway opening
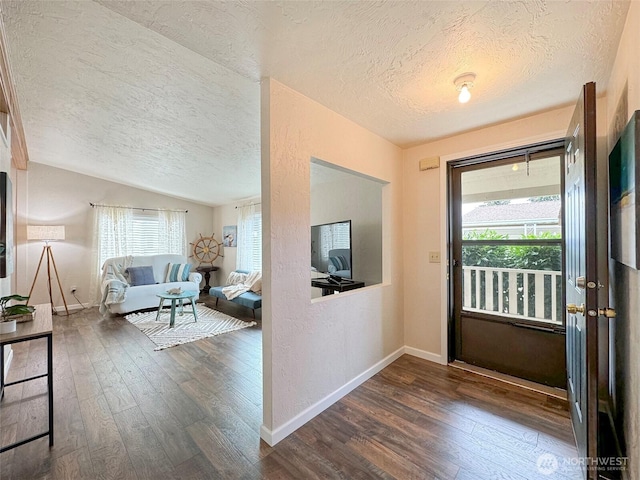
[449,141,567,388]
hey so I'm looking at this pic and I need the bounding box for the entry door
[564,82,598,477]
[450,148,567,387]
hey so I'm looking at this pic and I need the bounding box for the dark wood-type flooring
[0,296,581,479]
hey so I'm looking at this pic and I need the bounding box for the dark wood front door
[564,82,598,477]
[449,146,567,388]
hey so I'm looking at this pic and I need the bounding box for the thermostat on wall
[419,157,440,171]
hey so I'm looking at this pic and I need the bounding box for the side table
[196,265,219,294]
[311,278,365,296]
[0,304,53,452]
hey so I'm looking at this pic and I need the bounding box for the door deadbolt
[576,276,586,289]
[598,307,616,318]
[567,303,585,315]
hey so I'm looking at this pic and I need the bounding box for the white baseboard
[53,303,86,313]
[3,347,13,378]
[403,346,445,365]
[260,345,405,446]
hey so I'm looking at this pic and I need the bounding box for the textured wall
[2,0,260,206]
[261,78,403,439]
[96,0,628,147]
[19,163,214,308]
[605,2,640,475]
[211,203,238,286]
[1,117,15,373]
[402,105,575,358]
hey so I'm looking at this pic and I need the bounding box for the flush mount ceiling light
[454,73,476,103]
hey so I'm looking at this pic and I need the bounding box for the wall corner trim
[3,347,13,378]
[404,346,445,365]
[260,345,405,446]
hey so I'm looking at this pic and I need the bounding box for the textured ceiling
[1,0,630,205]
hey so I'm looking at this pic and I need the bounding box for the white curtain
[89,206,133,303]
[236,203,262,271]
[159,209,187,255]
[89,206,187,304]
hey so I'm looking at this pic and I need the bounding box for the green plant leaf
[2,304,35,318]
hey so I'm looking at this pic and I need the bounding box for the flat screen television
[311,220,352,278]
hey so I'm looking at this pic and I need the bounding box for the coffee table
[155,291,199,328]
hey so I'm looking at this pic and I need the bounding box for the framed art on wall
[223,225,237,247]
[0,171,13,278]
[609,110,639,269]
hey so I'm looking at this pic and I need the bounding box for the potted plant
[0,294,35,334]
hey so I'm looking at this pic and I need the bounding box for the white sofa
[102,254,202,315]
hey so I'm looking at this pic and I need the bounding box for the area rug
[125,304,256,351]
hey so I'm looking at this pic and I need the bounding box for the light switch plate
[429,251,440,263]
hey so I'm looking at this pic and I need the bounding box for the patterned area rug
[125,304,256,351]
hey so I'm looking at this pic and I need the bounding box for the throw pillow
[125,266,156,286]
[337,255,350,270]
[329,255,349,271]
[165,263,191,282]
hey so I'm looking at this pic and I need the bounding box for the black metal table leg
[0,343,4,400]
[47,333,54,447]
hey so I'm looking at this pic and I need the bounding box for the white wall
[310,168,383,287]
[605,2,640,475]
[211,200,261,284]
[1,116,16,375]
[261,78,404,444]
[18,163,214,308]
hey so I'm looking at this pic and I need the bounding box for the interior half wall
[261,77,404,445]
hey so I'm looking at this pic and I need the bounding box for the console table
[0,304,53,452]
[311,278,365,296]
[196,265,219,294]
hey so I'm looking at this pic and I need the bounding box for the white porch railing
[462,266,563,324]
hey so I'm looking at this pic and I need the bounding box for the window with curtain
[236,203,262,271]
[90,205,187,301]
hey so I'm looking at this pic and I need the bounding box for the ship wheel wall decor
[190,234,223,266]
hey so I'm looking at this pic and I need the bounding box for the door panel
[459,314,566,386]
[564,82,598,477]
[450,148,567,388]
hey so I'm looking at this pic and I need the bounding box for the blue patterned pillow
[329,255,349,271]
[165,263,191,282]
[126,266,155,286]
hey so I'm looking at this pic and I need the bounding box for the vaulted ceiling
[1,1,629,206]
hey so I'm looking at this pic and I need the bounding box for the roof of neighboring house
[463,200,561,226]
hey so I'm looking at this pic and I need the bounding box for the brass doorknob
[567,303,585,315]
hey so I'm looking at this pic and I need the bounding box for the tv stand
[311,278,365,296]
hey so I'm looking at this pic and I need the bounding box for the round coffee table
[155,290,199,328]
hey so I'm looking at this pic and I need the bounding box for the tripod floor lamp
[27,225,69,316]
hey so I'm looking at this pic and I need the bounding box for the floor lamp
[27,225,69,316]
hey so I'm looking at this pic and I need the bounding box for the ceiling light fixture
[454,73,476,104]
